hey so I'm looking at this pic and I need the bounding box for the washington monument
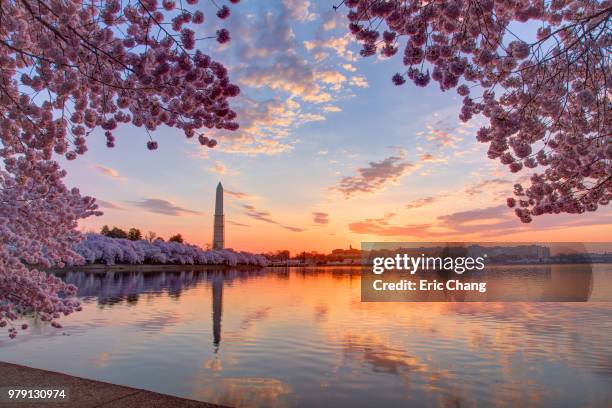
[212,182,225,249]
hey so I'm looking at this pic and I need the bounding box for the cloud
[406,195,447,209]
[419,152,446,163]
[130,198,200,216]
[342,63,357,72]
[282,0,316,22]
[94,164,125,180]
[349,75,368,88]
[349,206,513,238]
[243,204,276,224]
[464,178,511,197]
[348,206,511,238]
[419,121,464,148]
[228,10,334,104]
[225,189,255,200]
[208,161,227,175]
[322,105,341,113]
[228,220,250,227]
[216,98,297,155]
[297,113,326,123]
[242,204,304,232]
[349,213,435,237]
[304,34,357,62]
[438,205,612,236]
[335,153,416,197]
[238,53,333,103]
[209,5,367,155]
[313,212,330,225]
[95,199,123,210]
[437,205,511,231]
[315,70,347,90]
[351,203,612,239]
[320,9,345,31]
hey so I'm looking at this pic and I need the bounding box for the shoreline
[44,261,612,275]
[47,263,264,275]
[0,361,227,407]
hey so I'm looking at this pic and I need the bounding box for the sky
[64,0,612,253]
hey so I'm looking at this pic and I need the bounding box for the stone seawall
[0,361,227,407]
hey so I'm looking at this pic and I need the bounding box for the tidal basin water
[1,266,611,407]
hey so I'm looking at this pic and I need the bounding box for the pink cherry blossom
[0,153,100,337]
[1,0,241,337]
[74,234,269,267]
[345,0,611,222]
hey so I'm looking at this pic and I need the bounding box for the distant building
[330,245,361,262]
[213,182,225,250]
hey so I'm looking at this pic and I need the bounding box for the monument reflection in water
[61,268,258,351]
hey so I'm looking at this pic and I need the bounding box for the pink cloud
[95,199,123,210]
[464,178,511,197]
[94,164,125,180]
[225,190,254,200]
[313,212,330,225]
[406,195,447,209]
[349,213,435,237]
[242,204,304,232]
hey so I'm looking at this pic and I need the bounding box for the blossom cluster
[74,233,269,267]
[1,0,240,156]
[0,152,100,338]
[345,0,611,221]
[1,0,241,337]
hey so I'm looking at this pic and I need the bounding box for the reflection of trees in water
[59,269,267,305]
[58,268,247,352]
[59,269,269,352]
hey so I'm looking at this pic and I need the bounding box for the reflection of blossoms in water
[73,234,268,266]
